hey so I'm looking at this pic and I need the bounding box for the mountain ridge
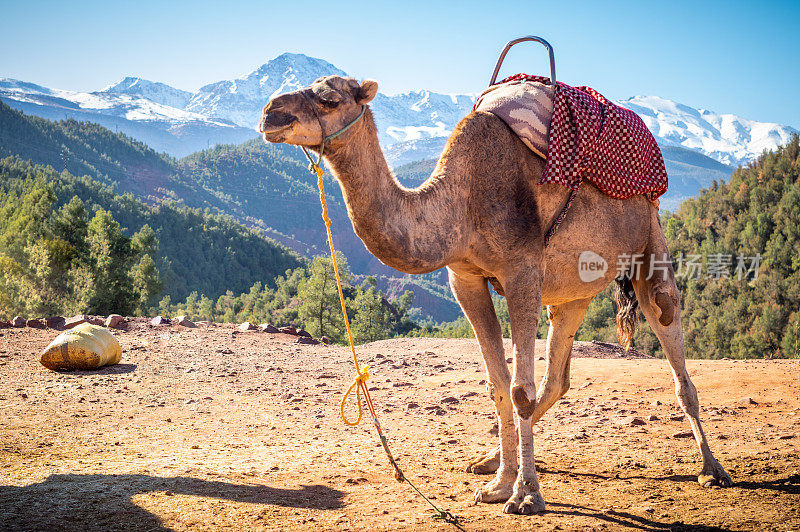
[2,53,795,168]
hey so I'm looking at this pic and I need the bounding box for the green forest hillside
[662,135,800,358]
[0,101,192,201]
[0,106,458,322]
[0,156,303,316]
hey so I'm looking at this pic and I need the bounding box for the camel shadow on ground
[0,473,344,531]
[55,363,138,375]
[547,502,734,532]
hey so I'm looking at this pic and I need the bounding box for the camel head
[259,76,378,146]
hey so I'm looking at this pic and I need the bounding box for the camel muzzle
[259,111,297,134]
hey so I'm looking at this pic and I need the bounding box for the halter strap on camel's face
[259,76,379,148]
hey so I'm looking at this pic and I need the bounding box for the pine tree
[352,277,388,343]
[298,254,351,341]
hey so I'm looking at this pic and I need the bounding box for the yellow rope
[311,163,369,426]
[310,159,462,528]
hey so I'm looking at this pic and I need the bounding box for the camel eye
[315,88,343,107]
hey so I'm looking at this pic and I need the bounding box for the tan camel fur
[259,76,732,515]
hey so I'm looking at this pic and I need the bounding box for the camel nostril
[259,111,298,134]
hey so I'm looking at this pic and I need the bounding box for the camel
[258,75,733,515]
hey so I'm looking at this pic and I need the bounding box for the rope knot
[340,365,369,427]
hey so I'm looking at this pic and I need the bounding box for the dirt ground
[1,320,798,531]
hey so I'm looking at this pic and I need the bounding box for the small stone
[150,316,170,326]
[174,316,196,328]
[0,320,11,328]
[672,430,693,439]
[406,402,419,410]
[296,336,319,345]
[648,414,659,421]
[440,396,460,405]
[259,323,280,333]
[651,400,662,406]
[296,328,312,338]
[26,318,46,329]
[105,314,125,328]
[737,397,758,406]
[63,314,88,329]
[778,434,794,440]
[238,321,257,332]
[320,336,331,345]
[669,414,685,422]
[488,423,499,436]
[12,316,26,328]
[44,316,65,329]
[279,326,298,335]
[616,416,646,427]
[578,381,592,390]
[190,444,200,449]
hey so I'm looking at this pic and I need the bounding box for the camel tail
[614,275,639,350]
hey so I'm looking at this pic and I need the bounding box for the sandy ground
[0,320,798,531]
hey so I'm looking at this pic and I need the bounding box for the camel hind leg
[631,218,732,488]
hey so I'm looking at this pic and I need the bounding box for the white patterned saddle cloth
[474,80,554,159]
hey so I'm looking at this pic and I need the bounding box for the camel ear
[355,79,378,104]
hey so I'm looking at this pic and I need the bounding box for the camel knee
[511,384,536,419]
[654,289,679,326]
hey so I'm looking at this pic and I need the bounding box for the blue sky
[1,0,798,128]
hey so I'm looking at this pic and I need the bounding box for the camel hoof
[503,492,546,515]
[466,446,501,474]
[697,469,733,488]
[698,462,733,488]
[474,476,514,504]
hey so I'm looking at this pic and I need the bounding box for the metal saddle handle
[489,36,556,87]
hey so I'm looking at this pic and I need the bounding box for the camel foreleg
[448,269,517,503]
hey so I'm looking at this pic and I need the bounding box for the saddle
[475,73,668,202]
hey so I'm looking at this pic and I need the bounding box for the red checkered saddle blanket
[474,73,668,201]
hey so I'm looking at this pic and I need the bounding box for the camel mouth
[259,111,297,136]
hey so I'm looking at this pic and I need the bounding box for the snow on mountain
[369,91,476,146]
[101,77,193,109]
[0,78,258,156]
[2,54,796,169]
[185,53,347,128]
[0,78,235,126]
[619,95,797,166]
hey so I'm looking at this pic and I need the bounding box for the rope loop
[340,366,369,426]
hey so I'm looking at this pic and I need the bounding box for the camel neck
[322,108,462,274]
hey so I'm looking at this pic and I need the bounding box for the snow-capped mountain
[370,91,475,146]
[620,96,796,166]
[101,77,193,109]
[0,77,257,156]
[1,53,796,168]
[185,53,347,128]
